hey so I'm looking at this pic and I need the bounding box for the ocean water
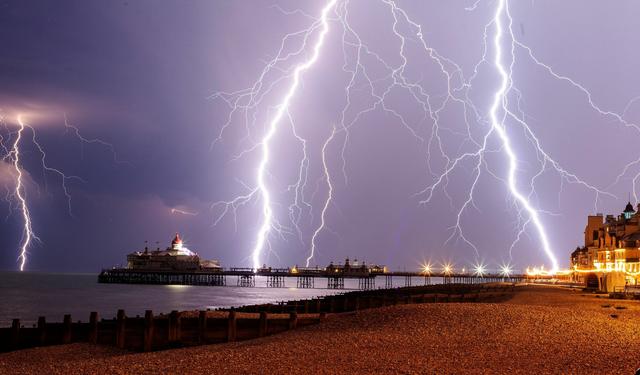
[0,272,438,326]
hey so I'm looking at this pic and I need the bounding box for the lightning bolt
[211,0,337,269]
[251,0,338,269]
[0,112,121,271]
[63,113,126,165]
[407,0,617,273]
[171,208,199,216]
[306,125,337,267]
[212,0,633,273]
[12,116,38,271]
[489,0,558,272]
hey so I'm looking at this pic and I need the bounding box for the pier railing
[0,283,516,353]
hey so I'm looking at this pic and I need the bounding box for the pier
[98,267,541,289]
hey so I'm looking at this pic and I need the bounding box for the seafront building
[324,258,386,275]
[571,201,640,290]
[126,233,221,271]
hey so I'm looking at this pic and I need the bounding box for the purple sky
[1,0,639,273]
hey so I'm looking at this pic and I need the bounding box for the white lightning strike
[63,113,126,165]
[489,0,558,272]
[171,208,199,216]
[408,0,617,273]
[306,125,337,267]
[0,112,121,271]
[487,0,634,271]
[250,0,337,269]
[12,116,38,271]
[212,1,634,272]
[209,2,341,266]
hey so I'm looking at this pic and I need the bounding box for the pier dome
[171,233,183,250]
[169,233,195,256]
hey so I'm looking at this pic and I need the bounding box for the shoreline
[1,285,639,374]
[1,283,513,352]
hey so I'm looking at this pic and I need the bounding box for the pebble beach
[1,285,639,374]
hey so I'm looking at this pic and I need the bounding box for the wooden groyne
[0,283,515,353]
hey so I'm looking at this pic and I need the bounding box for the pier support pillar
[237,275,255,287]
[404,275,412,287]
[266,275,285,287]
[327,277,344,289]
[297,276,314,288]
[424,275,431,285]
[359,277,375,290]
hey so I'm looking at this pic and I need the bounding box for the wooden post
[316,299,322,313]
[88,312,98,344]
[227,310,237,342]
[168,310,181,344]
[198,310,207,344]
[116,310,126,348]
[319,312,326,323]
[259,311,268,337]
[329,298,336,313]
[37,316,46,346]
[343,296,349,312]
[288,311,298,330]
[303,300,309,314]
[354,296,360,311]
[143,310,154,352]
[10,319,20,349]
[63,314,72,344]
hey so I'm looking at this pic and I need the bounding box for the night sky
[1,0,639,273]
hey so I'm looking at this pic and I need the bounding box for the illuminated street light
[473,262,486,277]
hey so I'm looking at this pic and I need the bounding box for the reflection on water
[0,272,441,325]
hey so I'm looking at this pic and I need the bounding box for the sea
[0,272,438,326]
